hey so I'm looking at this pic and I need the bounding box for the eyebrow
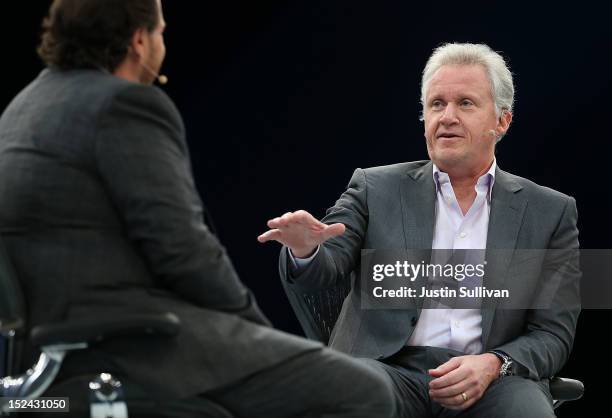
[428,92,480,103]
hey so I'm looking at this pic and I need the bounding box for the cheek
[462,120,485,138]
[424,120,436,139]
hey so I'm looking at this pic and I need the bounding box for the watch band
[488,350,514,377]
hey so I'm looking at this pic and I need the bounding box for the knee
[349,360,396,417]
[476,377,555,418]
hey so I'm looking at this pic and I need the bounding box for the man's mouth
[437,133,463,140]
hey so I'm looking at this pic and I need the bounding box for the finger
[278,212,294,227]
[321,223,346,240]
[293,211,327,231]
[257,229,282,243]
[429,365,469,390]
[429,380,470,399]
[428,357,462,380]
[433,389,476,409]
[293,210,315,224]
[434,393,467,406]
[267,212,297,229]
[267,217,282,228]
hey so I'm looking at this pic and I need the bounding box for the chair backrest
[0,235,26,377]
[0,235,25,323]
[280,275,351,344]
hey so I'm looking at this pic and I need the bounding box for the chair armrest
[549,377,584,401]
[30,312,181,348]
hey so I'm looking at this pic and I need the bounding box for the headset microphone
[141,61,168,85]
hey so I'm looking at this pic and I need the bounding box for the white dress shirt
[406,160,496,354]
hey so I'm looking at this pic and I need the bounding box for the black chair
[280,275,584,409]
[0,237,232,418]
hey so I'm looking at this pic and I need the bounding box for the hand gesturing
[257,210,345,258]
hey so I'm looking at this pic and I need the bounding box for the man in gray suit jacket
[0,1,396,417]
[259,43,580,417]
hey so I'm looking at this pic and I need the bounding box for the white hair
[420,43,514,127]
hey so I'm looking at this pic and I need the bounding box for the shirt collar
[432,159,497,203]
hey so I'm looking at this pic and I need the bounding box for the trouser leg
[435,376,555,418]
[359,357,431,418]
[205,347,395,418]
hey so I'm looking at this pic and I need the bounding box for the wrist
[482,353,502,379]
[291,246,317,259]
[487,350,515,378]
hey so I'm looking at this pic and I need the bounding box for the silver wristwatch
[488,350,514,377]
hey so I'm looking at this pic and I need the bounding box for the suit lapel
[400,162,436,249]
[481,167,527,348]
[400,162,436,312]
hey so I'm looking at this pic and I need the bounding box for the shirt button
[459,232,467,238]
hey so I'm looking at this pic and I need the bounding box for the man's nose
[439,103,458,125]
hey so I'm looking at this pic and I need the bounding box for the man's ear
[496,110,513,136]
[128,28,148,60]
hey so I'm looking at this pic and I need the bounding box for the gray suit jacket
[280,161,580,380]
[0,68,320,398]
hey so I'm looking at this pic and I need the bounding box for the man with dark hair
[0,1,394,416]
[37,0,161,74]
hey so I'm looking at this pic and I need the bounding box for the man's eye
[431,101,443,109]
[460,100,473,107]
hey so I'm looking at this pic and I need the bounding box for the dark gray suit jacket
[0,68,319,398]
[280,161,580,380]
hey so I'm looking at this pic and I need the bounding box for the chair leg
[89,373,128,418]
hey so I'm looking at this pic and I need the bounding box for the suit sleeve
[94,84,269,326]
[279,168,369,291]
[494,197,581,379]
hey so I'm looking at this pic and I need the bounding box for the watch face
[508,360,516,376]
[502,360,514,376]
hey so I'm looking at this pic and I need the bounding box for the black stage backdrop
[2,1,610,415]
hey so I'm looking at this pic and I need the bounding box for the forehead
[426,64,492,100]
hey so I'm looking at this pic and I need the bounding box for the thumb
[321,223,346,241]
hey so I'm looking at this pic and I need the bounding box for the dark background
[2,1,610,415]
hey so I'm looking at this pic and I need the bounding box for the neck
[439,159,493,186]
[437,159,494,204]
[441,160,493,216]
[113,60,142,83]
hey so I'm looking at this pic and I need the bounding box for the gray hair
[420,43,514,125]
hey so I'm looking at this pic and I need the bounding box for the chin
[433,149,465,164]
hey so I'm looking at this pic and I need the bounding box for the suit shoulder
[108,79,176,108]
[105,82,182,126]
[51,72,184,139]
[502,170,575,206]
[38,69,180,123]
